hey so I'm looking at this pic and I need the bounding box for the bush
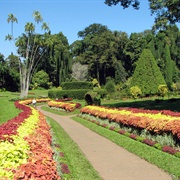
[48,89,90,100]
[92,88,107,98]
[61,82,93,90]
[104,80,115,94]
[85,91,101,106]
[0,88,6,92]
[153,143,162,150]
[158,84,168,97]
[130,86,142,99]
[32,70,51,89]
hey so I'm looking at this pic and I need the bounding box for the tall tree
[163,45,174,89]
[7,14,18,39]
[6,53,20,91]
[130,49,166,96]
[0,54,7,88]
[38,32,71,86]
[78,23,109,39]
[6,11,50,97]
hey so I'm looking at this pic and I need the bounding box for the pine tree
[130,49,166,96]
[163,45,173,89]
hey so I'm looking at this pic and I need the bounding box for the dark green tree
[130,49,166,96]
[78,23,109,39]
[0,54,7,89]
[6,53,20,91]
[124,32,148,75]
[32,70,50,89]
[163,45,174,89]
[39,32,71,87]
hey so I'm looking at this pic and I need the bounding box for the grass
[47,116,101,179]
[0,91,21,124]
[102,96,180,112]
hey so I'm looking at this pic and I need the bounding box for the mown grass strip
[72,116,180,178]
[0,92,21,124]
[47,116,102,180]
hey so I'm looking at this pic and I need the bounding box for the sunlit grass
[0,92,21,124]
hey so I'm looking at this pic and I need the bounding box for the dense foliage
[130,49,166,96]
[2,9,180,98]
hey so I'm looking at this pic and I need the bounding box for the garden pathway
[37,106,172,180]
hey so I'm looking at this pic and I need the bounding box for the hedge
[85,91,101,106]
[48,89,91,100]
[61,82,93,90]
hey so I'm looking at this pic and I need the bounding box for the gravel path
[37,106,172,180]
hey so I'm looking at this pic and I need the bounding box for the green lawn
[0,91,21,124]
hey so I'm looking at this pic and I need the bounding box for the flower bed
[0,99,60,179]
[48,100,81,112]
[80,106,180,140]
[78,112,180,158]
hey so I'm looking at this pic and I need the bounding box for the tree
[6,11,50,97]
[163,45,174,89]
[105,0,140,9]
[7,14,18,38]
[130,49,166,96]
[78,23,109,39]
[104,0,180,29]
[71,62,88,81]
[0,54,7,89]
[32,70,50,89]
[6,53,20,91]
[124,32,147,75]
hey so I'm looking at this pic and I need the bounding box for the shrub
[153,143,162,150]
[92,78,101,88]
[135,136,145,142]
[158,84,168,97]
[118,129,125,134]
[32,70,51,89]
[130,86,142,99]
[130,49,166,96]
[85,91,101,106]
[143,138,156,146]
[104,80,115,94]
[162,146,177,155]
[129,134,137,139]
[174,152,180,158]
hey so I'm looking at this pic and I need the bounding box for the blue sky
[1,0,179,58]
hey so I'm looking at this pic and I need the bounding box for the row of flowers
[80,106,180,140]
[48,100,81,112]
[0,99,60,179]
[78,114,180,158]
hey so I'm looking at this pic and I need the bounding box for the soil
[37,106,172,180]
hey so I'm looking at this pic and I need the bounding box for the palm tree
[42,22,50,32]
[25,22,35,34]
[7,13,18,38]
[33,10,43,24]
